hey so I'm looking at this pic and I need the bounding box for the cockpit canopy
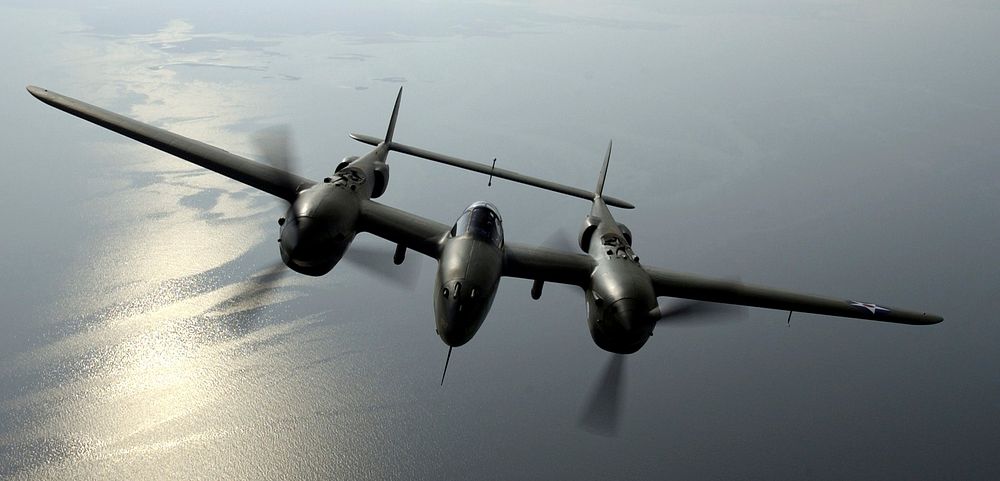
[453,201,503,247]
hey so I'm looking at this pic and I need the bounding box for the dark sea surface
[1,2,999,479]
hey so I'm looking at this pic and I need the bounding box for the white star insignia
[849,301,890,315]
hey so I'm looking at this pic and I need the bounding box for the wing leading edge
[27,85,313,201]
[645,266,942,325]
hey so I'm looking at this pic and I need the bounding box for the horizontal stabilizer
[350,133,634,209]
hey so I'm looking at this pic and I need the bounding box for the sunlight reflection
[5,14,355,479]
[5,7,454,478]
[43,16,293,316]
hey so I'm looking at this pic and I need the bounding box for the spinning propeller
[580,300,746,436]
[229,126,420,305]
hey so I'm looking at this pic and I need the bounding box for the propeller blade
[253,125,300,201]
[579,354,626,436]
[652,299,747,326]
[543,227,578,253]
[344,243,423,288]
[213,261,290,330]
[253,125,295,172]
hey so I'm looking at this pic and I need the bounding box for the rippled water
[2,2,1000,480]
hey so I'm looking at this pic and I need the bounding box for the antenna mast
[440,347,453,386]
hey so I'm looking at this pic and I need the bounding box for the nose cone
[438,323,475,347]
[435,280,490,347]
[612,299,643,330]
[279,216,346,276]
[593,298,653,354]
[283,216,341,264]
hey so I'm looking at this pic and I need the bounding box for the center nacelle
[433,202,504,347]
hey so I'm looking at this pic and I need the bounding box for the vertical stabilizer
[595,140,613,198]
[384,87,403,144]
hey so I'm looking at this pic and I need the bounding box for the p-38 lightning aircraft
[28,85,941,433]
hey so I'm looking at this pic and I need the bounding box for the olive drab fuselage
[434,203,505,347]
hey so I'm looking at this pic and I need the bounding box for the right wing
[27,85,313,201]
[501,243,595,287]
[645,266,942,325]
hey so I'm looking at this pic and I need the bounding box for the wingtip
[910,311,943,325]
[26,85,47,98]
[350,132,383,147]
[898,312,943,325]
[604,196,635,209]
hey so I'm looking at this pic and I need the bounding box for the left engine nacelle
[278,183,360,276]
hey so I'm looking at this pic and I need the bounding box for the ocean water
[1,2,999,479]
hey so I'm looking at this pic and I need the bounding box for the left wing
[645,266,942,325]
[27,85,313,201]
